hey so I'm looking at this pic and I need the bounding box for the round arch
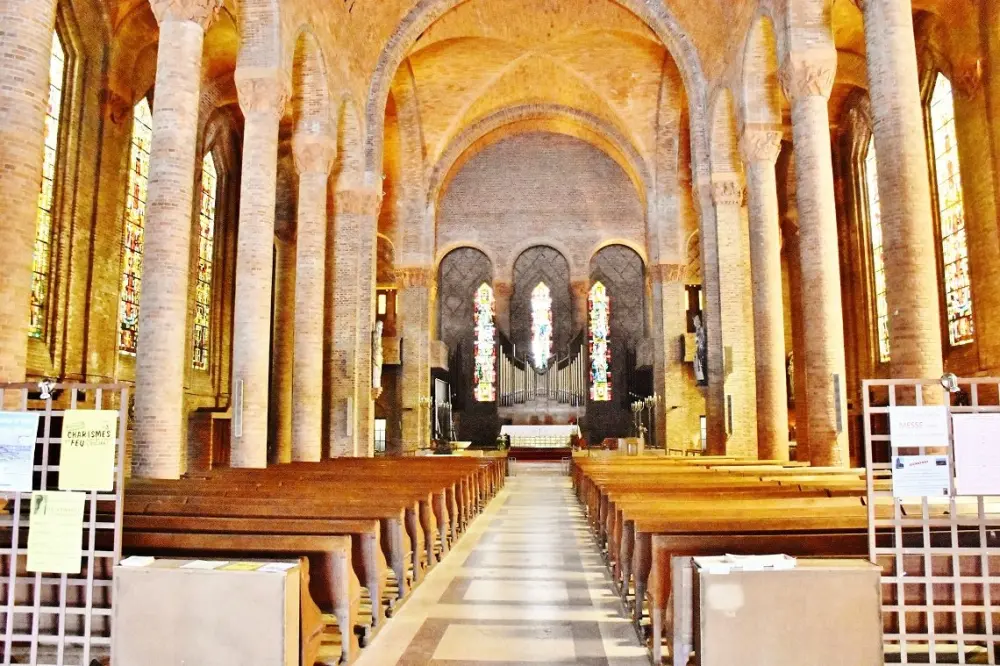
[363,0,712,181]
[427,104,651,212]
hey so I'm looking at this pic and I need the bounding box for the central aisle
[354,463,649,665]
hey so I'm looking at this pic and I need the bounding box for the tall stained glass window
[30,32,66,339]
[930,74,974,346]
[118,98,153,354]
[192,153,218,370]
[530,283,552,371]
[589,281,611,402]
[865,136,890,362]
[473,283,496,402]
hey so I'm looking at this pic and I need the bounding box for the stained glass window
[473,283,496,402]
[589,281,611,402]
[865,136,890,363]
[930,74,974,346]
[192,152,218,370]
[30,32,66,339]
[530,283,552,371]
[118,98,152,354]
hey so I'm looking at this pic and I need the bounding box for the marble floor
[354,462,649,666]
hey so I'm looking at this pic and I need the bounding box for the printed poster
[59,410,118,492]
[889,406,950,448]
[27,491,85,574]
[0,412,39,492]
[892,455,951,498]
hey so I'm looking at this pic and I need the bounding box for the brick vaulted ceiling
[390,0,723,168]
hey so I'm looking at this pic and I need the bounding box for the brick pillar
[780,52,849,467]
[270,232,295,464]
[230,68,286,468]
[856,0,943,378]
[330,188,382,457]
[710,180,758,458]
[698,189,726,453]
[132,0,222,478]
[398,266,433,453]
[494,281,513,336]
[0,0,58,382]
[741,129,790,461]
[291,138,333,462]
[650,264,687,451]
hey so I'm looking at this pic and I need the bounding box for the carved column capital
[149,0,224,29]
[650,263,686,284]
[711,178,745,207]
[739,129,783,165]
[335,188,383,216]
[396,266,434,288]
[779,51,836,102]
[235,67,288,120]
[292,136,334,176]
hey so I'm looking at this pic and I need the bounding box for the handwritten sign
[27,491,85,574]
[0,412,39,492]
[892,455,951,498]
[953,413,1000,496]
[889,406,950,448]
[59,410,118,492]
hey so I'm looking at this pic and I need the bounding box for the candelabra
[630,400,644,438]
[642,393,661,446]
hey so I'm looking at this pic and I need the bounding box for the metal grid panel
[1,383,127,666]
[864,378,1000,664]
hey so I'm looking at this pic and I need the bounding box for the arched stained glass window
[118,98,152,354]
[530,282,552,371]
[865,136,890,363]
[929,74,974,346]
[192,152,218,370]
[589,281,611,402]
[473,283,496,402]
[30,31,66,339]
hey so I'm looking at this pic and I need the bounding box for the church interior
[2,0,1000,663]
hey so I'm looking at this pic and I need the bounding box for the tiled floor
[354,463,649,665]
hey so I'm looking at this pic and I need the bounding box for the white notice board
[953,413,1000,496]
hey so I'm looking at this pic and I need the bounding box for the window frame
[922,70,976,351]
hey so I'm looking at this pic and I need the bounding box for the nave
[355,465,647,666]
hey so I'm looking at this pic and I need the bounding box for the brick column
[710,180,758,458]
[780,52,849,466]
[0,0,58,382]
[650,263,687,451]
[855,0,943,378]
[230,68,286,468]
[741,129,789,461]
[398,266,433,453]
[330,188,382,457]
[270,231,295,464]
[132,0,222,478]
[291,138,333,462]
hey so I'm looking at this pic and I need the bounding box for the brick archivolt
[149,0,224,28]
[650,263,687,284]
[779,52,837,101]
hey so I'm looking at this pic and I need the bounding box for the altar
[500,424,580,449]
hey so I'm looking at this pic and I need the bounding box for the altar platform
[500,424,580,449]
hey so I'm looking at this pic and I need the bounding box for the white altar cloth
[500,425,580,448]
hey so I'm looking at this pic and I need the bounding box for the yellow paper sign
[221,562,264,572]
[27,491,85,574]
[59,410,118,492]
